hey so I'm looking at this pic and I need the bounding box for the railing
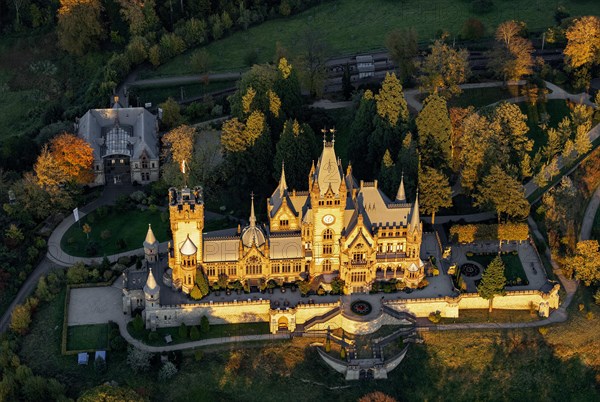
[302,307,342,330]
[376,252,407,260]
[350,259,368,266]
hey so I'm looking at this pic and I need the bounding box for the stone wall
[385,284,561,318]
[146,299,271,329]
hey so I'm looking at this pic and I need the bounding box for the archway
[278,316,289,331]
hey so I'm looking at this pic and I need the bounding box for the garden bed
[466,253,528,285]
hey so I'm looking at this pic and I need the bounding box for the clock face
[323,214,335,225]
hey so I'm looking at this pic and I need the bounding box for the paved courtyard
[67,283,124,326]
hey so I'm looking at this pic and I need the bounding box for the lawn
[447,85,522,109]
[144,0,600,77]
[129,79,237,108]
[66,324,110,351]
[127,321,270,346]
[519,99,572,156]
[61,208,169,257]
[467,253,528,284]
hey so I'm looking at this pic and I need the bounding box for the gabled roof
[314,142,344,196]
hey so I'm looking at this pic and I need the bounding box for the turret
[143,267,160,309]
[143,224,159,263]
[396,172,406,203]
[276,161,288,198]
[410,191,420,233]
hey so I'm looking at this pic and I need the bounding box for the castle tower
[167,186,204,293]
[307,134,347,274]
[396,172,406,203]
[143,224,159,263]
[143,267,160,309]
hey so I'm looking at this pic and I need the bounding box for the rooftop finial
[249,192,256,227]
[321,127,327,145]
[330,128,336,144]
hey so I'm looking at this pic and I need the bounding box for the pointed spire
[249,192,256,227]
[396,171,406,203]
[144,267,159,295]
[410,190,420,231]
[144,224,157,247]
[278,161,288,197]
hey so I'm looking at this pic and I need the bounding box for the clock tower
[307,136,346,275]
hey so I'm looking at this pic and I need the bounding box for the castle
[162,138,425,295]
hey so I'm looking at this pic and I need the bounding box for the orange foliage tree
[35,133,94,187]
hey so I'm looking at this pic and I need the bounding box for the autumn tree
[57,0,104,55]
[416,94,452,168]
[563,240,600,285]
[385,28,418,83]
[78,385,145,402]
[10,303,32,335]
[488,21,534,82]
[34,133,94,188]
[564,16,600,69]
[190,49,210,74]
[221,111,266,153]
[418,167,452,224]
[475,166,529,222]
[449,106,474,172]
[161,125,196,167]
[477,256,507,311]
[358,391,398,402]
[458,113,493,191]
[489,102,532,178]
[159,97,182,130]
[375,72,409,127]
[118,0,159,37]
[417,39,470,96]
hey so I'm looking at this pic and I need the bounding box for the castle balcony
[376,252,408,262]
[350,259,368,266]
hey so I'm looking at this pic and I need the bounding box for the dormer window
[279,219,289,228]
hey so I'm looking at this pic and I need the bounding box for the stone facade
[164,140,425,295]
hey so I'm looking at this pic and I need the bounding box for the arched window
[246,256,262,275]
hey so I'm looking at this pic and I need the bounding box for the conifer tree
[475,166,529,222]
[396,133,419,198]
[347,91,376,178]
[195,269,210,297]
[416,94,452,169]
[378,150,396,197]
[274,120,316,190]
[419,166,452,224]
[477,256,507,312]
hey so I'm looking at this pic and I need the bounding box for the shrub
[127,346,152,372]
[148,332,159,341]
[594,289,600,305]
[178,323,188,339]
[133,314,144,332]
[586,311,595,320]
[325,337,331,352]
[244,49,259,67]
[194,350,204,361]
[158,361,178,381]
[340,347,346,360]
[94,356,107,374]
[110,335,126,351]
[317,287,325,296]
[538,327,549,335]
[116,238,127,250]
[190,326,200,341]
[67,262,88,284]
[417,279,429,289]
[85,241,99,256]
[10,303,32,335]
[103,270,114,282]
[201,316,210,333]
[190,285,203,300]
[428,311,442,323]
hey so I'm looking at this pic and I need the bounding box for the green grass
[130,80,237,107]
[0,70,40,140]
[448,85,522,109]
[467,253,528,284]
[145,0,600,77]
[60,208,169,257]
[127,321,270,346]
[66,324,109,351]
[519,99,572,156]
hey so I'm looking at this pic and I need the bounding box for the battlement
[169,186,203,206]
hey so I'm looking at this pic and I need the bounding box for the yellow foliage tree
[564,16,600,68]
[242,86,256,114]
[34,133,94,188]
[244,110,265,145]
[161,125,196,167]
[268,89,281,117]
[221,118,247,153]
[565,240,600,285]
[278,57,292,79]
[374,72,408,127]
[57,0,104,55]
